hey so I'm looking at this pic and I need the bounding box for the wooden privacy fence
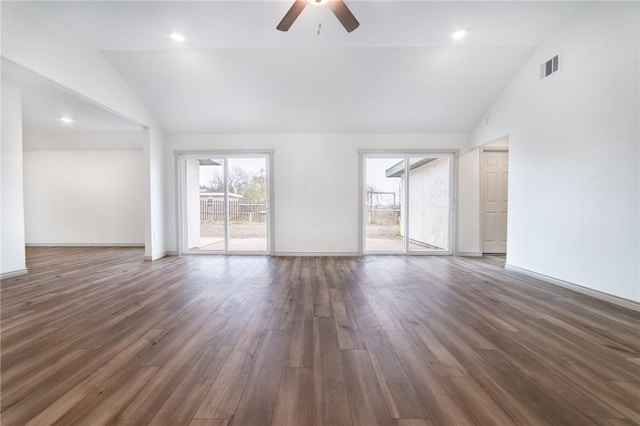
[367,208,401,225]
[201,199,267,223]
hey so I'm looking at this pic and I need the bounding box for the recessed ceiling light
[451,30,467,40]
[307,0,329,5]
[59,117,74,124]
[170,32,186,42]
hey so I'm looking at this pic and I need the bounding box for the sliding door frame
[175,149,275,256]
[358,149,458,256]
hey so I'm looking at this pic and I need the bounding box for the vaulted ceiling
[14,1,591,134]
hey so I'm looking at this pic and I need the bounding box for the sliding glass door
[362,152,454,254]
[179,152,272,254]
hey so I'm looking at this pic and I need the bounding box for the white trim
[1,269,29,279]
[505,264,640,312]
[358,153,364,255]
[478,148,484,254]
[187,251,270,256]
[25,243,144,247]
[274,252,360,257]
[456,252,483,257]
[453,154,460,260]
[175,154,185,256]
[142,127,153,260]
[223,158,230,252]
[267,152,275,255]
[174,149,276,157]
[144,251,168,261]
[403,157,410,253]
[358,149,460,155]
[366,251,452,256]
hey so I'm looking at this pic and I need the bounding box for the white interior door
[482,150,508,253]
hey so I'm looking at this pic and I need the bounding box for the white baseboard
[144,252,168,261]
[26,243,144,247]
[185,251,269,256]
[456,252,483,257]
[1,269,29,279]
[505,264,640,312]
[274,252,360,257]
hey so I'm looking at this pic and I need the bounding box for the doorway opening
[361,152,455,255]
[177,151,273,255]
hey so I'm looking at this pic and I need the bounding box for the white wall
[457,148,480,255]
[1,2,149,131]
[23,150,144,245]
[23,132,143,151]
[166,133,469,254]
[1,77,27,275]
[407,158,451,250]
[2,2,166,259]
[471,3,640,301]
[144,127,166,259]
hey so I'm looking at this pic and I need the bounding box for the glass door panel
[185,158,225,251]
[365,157,403,252]
[199,158,226,251]
[227,157,268,252]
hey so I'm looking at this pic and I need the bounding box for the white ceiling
[25,1,591,134]
[11,66,143,134]
[2,59,144,149]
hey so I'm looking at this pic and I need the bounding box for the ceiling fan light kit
[277,0,360,33]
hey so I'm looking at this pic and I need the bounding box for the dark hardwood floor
[1,247,639,425]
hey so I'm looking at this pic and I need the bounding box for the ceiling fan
[277,0,360,33]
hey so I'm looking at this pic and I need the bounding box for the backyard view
[186,157,268,252]
[185,154,449,253]
[365,157,404,251]
[365,155,452,253]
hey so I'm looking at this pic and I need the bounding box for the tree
[367,184,380,208]
[201,168,266,201]
[242,169,266,201]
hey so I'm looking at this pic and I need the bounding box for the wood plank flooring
[1,247,639,425]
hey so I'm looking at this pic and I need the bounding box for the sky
[198,156,402,205]
[199,157,266,187]
[366,158,402,188]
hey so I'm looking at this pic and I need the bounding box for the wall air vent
[540,54,560,79]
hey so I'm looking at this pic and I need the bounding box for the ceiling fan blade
[328,0,359,32]
[277,0,307,32]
